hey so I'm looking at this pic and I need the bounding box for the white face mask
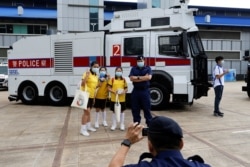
[220,60,224,65]
[115,72,122,77]
[137,61,144,68]
[92,67,99,74]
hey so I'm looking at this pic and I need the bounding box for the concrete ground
[0,81,249,167]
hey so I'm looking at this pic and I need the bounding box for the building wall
[57,0,104,33]
[200,28,250,78]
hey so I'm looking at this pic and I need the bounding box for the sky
[107,0,250,9]
[188,0,250,9]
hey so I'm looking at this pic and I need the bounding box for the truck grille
[54,42,73,73]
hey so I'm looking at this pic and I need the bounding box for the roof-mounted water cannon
[168,0,190,8]
[180,0,190,4]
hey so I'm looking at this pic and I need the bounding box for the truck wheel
[19,84,38,105]
[47,84,67,106]
[150,83,170,110]
[247,84,250,98]
[125,93,131,108]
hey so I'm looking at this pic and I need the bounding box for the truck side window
[159,36,181,56]
[124,37,143,56]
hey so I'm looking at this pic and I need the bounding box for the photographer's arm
[108,123,144,167]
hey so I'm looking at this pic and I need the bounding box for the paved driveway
[0,81,249,167]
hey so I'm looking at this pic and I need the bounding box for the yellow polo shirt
[95,79,109,99]
[108,78,127,102]
[81,72,98,98]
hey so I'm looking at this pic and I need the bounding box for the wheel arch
[151,70,173,93]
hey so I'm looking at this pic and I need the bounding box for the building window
[89,0,99,31]
[0,24,13,33]
[124,37,143,56]
[27,25,47,34]
[152,0,161,8]
[0,24,47,34]
[13,25,27,34]
[199,31,240,40]
[207,51,240,60]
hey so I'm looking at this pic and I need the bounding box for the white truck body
[8,2,210,109]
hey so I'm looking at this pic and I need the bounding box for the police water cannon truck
[8,0,210,109]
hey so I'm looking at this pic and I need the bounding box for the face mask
[115,72,122,77]
[137,61,144,68]
[221,60,224,65]
[92,67,99,74]
[99,71,106,77]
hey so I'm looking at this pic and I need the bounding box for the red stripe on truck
[74,56,105,67]
[8,57,190,68]
[110,57,190,66]
[74,57,90,67]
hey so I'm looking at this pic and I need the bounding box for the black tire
[125,93,131,108]
[19,83,38,105]
[247,84,250,98]
[150,83,170,110]
[46,83,67,106]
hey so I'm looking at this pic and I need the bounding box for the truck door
[105,31,150,93]
[187,31,210,99]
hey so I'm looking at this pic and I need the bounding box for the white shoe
[103,121,108,127]
[120,124,125,131]
[86,122,97,132]
[95,122,99,128]
[80,130,89,136]
[110,124,116,131]
[87,126,97,132]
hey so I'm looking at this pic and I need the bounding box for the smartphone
[142,128,148,136]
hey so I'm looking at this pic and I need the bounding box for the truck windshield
[0,66,8,75]
[187,32,205,56]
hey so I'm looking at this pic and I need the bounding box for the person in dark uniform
[129,55,152,126]
[108,116,211,167]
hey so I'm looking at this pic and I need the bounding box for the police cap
[136,55,144,60]
[148,116,183,139]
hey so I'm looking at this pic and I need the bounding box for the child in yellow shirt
[108,67,128,131]
[94,67,110,128]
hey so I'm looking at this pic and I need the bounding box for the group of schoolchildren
[80,61,128,137]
